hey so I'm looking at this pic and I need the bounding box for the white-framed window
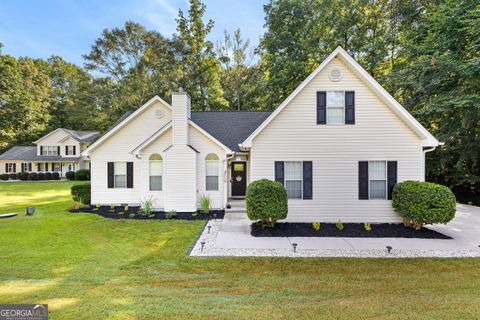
[114,162,127,188]
[149,154,163,191]
[22,163,29,172]
[285,161,302,199]
[6,163,16,173]
[42,146,58,156]
[38,163,45,172]
[205,153,219,191]
[66,145,76,155]
[54,163,61,172]
[327,91,345,124]
[369,161,387,199]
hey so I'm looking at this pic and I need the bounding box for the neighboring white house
[0,128,100,177]
[83,47,440,222]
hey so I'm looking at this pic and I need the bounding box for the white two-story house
[0,128,100,177]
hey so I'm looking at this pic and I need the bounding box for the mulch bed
[70,205,224,221]
[251,222,452,239]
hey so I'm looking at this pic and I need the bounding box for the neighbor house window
[6,163,16,173]
[326,91,345,124]
[369,161,387,199]
[37,163,45,172]
[285,161,302,199]
[114,162,127,188]
[149,154,163,191]
[66,145,76,155]
[42,146,59,156]
[205,153,219,191]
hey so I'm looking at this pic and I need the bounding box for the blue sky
[0,0,267,66]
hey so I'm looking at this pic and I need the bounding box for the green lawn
[0,182,479,319]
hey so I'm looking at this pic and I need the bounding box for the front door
[231,162,247,197]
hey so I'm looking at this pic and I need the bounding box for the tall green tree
[0,55,51,151]
[83,21,178,115]
[217,29,266,110]
[175,0,227,110]
[389,0,480,198]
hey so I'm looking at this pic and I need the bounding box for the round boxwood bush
[17,172,29,181]
[28,172,38,180]
[246,179,288,228]
[392,180,456,230]
[75,169,90,181]
[65,171,75,180]
[52,172,60,180]
[0,174,9,181]
[71,183,91,205]
[37,172,46,180]
[9,173,17,180]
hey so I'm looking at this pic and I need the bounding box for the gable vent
[329,69,343,82]
[155,109,164,119]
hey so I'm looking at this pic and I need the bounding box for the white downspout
[422,144,441,181]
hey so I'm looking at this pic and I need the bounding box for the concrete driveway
[190,204,480,257]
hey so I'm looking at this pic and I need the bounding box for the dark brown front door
[231,162,247,197]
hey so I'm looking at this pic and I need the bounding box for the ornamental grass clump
[392,180,456,230]
[199,195,211,214]
[246,179,288,228]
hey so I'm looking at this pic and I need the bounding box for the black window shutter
[5,163,7,172]
[303,161,313,200]
[274,161,284,185]
[317,91,327,124]
[45,163,48,171]
[359,161,369,200]
[37,163,40,171]
[51,163,54,171]
[345,91,355,124]
[13,163,16,173]
[57,146,60,155]
[387,161,398,200]
[65,146,68,155]
[73,146,76,155]
[107,162,114,188]
[29,163,32,171]
[40,146,44,155]
[21,163,25,173]
[127,162,134,188]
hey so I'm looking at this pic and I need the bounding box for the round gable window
[155,109,164,119]
[329,69,343,82]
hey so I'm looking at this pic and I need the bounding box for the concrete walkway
[190,202,480,258]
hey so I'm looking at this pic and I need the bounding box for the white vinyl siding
[114,162,127,188]
[369,161,387,199]
[285,161,302,198]
[250,57,423,223]
[326,91,344,124]
[149,160,162,191]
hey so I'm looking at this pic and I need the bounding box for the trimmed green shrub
[75,169,90,181]
[9,173,17,180]
[71,183,91,205]
[392,180,456,230]
[246,179,288,228]
[65,171,75,180]
[37,172,45,180]
[44,172,52,180]
[17,172,29,181]
[0,174,9,181]
[28,172,38,180]
[52,172,60,180]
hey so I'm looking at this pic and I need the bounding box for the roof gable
[241,46,439,148]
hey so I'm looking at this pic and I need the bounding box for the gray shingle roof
[61,129,101,143]
[0,146,80,162]
[191,111,272,152]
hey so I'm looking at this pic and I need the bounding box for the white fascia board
[241,46,439,148]
[189,120,234,154]
[82,95,172,156]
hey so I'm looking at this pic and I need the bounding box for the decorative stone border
[189,220,480,258]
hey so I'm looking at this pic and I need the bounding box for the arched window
[205,153,219,191]
[149,153,163,191]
